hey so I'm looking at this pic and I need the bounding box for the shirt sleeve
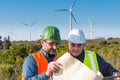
[96,53,119,77]
[22,54,49,80]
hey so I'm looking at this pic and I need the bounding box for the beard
[47,48,56,55]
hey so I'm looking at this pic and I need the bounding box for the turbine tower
[87,17,95,39]
[22,21,37,41]
[54,0,77,32]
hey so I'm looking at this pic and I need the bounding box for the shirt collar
[40,48,55,62]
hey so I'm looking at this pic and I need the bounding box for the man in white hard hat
[67,28,120,80]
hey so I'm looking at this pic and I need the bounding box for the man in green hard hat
[22,26,62,80]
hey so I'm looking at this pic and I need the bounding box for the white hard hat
[68,28,86,44]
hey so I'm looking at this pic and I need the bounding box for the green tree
[3,36,11,49]
[0,35,3,50]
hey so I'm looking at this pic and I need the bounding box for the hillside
[0,38,120,80]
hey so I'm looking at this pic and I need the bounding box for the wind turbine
[22,21,37,41]
[6,27,16,41]
[54,0,77,32]
[87,17,95,39]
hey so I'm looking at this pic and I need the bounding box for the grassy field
[0,38,120,80]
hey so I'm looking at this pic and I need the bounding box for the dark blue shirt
[75,50,118,77]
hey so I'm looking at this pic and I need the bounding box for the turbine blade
[87,17,93,26]
[87,17,91,23]
[22,23,29,26]
[71,12,77,25]
[71,0,75,9]
[54,9,69,11]
[6,32,15,36]
[31,20,37,26]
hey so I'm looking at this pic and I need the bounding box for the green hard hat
[41,26,62,42]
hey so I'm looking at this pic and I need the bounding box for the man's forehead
[69,42,84,45]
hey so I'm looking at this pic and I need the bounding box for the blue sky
[0,0,120,41]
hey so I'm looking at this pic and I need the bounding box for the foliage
[3,36,11,49]
[0,63,14,80]
[0,39,3,50]
[0,35,3,50]
[0,38,120,80]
